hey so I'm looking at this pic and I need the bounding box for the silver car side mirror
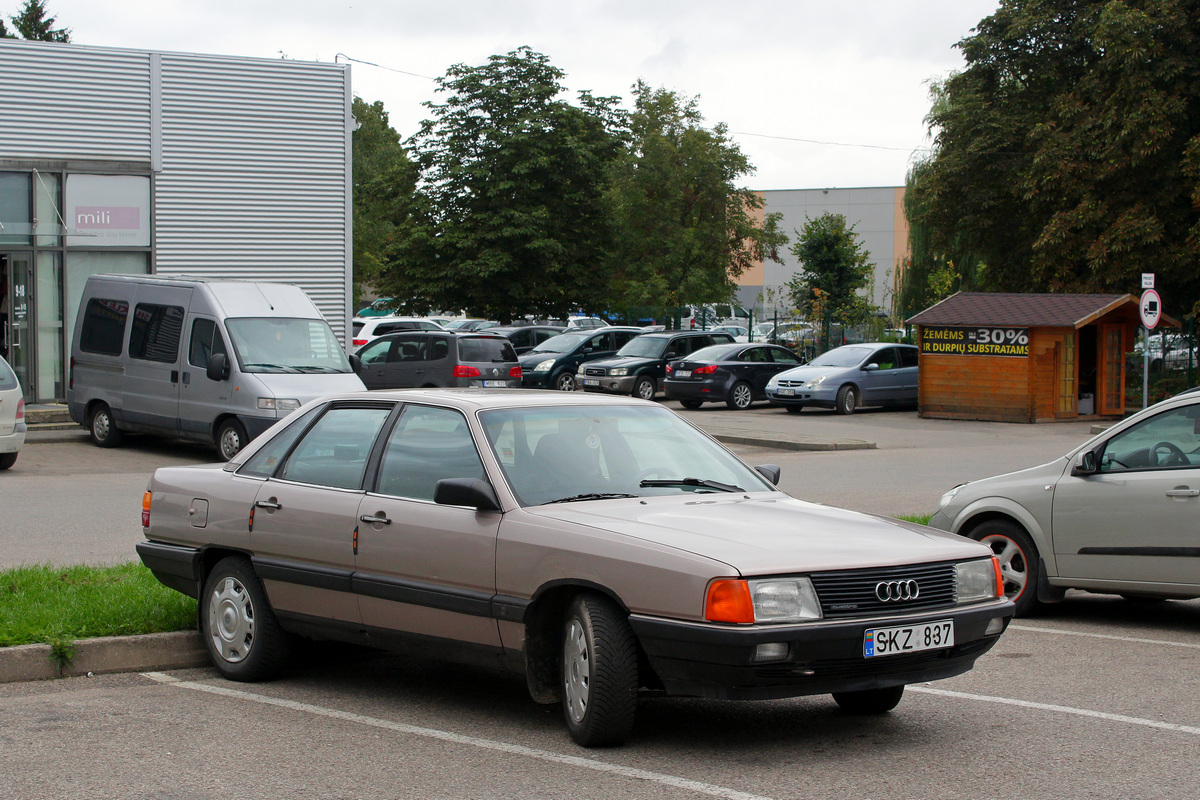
[1071,450,1098,476]
[754,464,781,485]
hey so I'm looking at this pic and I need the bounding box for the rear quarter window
[0,357,17,390]
[79,298,129,356]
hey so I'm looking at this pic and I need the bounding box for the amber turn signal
[141,491,152,528]
[992,556,1004,598]
[705,579,755,623]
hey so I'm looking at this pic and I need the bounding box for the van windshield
[226,318,353,373]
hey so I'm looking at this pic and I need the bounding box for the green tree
[786,212,874,335]
[604,82,786,314]
[378,47,625,323]
[911,0,1200,315]
[8,0,69,41]
[351,97,417,306]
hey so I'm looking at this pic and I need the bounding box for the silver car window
[375,405,485,501]
[1100,403,1200,472]
[278,406,392,489]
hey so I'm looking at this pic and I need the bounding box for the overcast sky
[36,0,1001,190]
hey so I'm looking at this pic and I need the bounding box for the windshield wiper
[241,363,302,373]
[639,477,743,493]
[544,492,640,504]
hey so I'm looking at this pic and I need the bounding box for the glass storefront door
[1,253,33,399]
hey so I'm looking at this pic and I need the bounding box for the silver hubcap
[637,381,653,400]
[220,427,242,459]
[208,576,254,663]
[733,385,751,407]
[557,374,575,391]
[563,617,591,724]
[93,411,111,440]
[842,391,855,412]
[981,534,1028,600]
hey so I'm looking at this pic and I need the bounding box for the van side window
[188,318,228,369]
[79,298,129,356]
[129,303,185,363]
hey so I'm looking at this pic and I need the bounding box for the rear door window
[278,405,393,489]
[900,347,919,368]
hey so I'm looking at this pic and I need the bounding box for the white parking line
[141,672,774,800]
[1008,623,1200,650]
[909,686,1200,736]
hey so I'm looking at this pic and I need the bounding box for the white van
[67,274,365,459]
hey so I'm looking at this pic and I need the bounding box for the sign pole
[1143,326,1149,410]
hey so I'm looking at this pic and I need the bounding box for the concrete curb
[0,630,208,683]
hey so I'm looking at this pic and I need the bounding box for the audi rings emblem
[875,580,920,602]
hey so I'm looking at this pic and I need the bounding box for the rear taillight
[509,366,522,378]
[352,338,367,347]
[142,491,152,528]
[694,364,719,375]
[69,356,75,390]
[454,365,482,378]
[665,364,674,375]
[15,398,24,420]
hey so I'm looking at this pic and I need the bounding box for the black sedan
[664,343,804,410]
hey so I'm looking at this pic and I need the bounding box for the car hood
[587,356,658,369]
[773,364,851,382]
[524,493,987,575]
[252,372,366,403]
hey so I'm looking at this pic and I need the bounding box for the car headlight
[938,484,965,509]
[609,368,628,377]
[705,577,823,623]
[956,558,1001,604]
[535,359,556,372]
[258,397,301,412]
[766,376,779,388]
[802,375,827,389]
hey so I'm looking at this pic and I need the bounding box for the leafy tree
[604,82,786,315]
[350,97,417,306]
[786,212,874,337]
[8,0,69,41]
[1,18,12,37]
[378,47,625,323]
[910,0,1200,316]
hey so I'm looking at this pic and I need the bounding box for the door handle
[255,500,282,510]
[359,514,392,525]
[1165,488,1199,498]
[171,370,179,383]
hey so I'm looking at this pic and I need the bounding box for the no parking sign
[1140,289,1162,330]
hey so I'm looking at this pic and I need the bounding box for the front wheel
[633,377,655,401]
[89,403,124,447]
[678,399,703,409]
[216,418,249,461]
[835,385,858,415]
[726,381,753,410]
[201,556,290,681]
[784,404,804,414]
[833,685,904,714]
[555,372,576,392]
[0,452,16,470]
[971,519,1039,616]
[562,593,638,747]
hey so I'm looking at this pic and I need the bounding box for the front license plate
[481,380,508,387]
[675,370,692,378]
[583,379,599,386]
[777,388,795,397]
[864,620,954,657]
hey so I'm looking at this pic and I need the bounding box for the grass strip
[0,562,196,648]
[895,513,934,526]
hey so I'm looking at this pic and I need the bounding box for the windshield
[480,404,774,507]
[225,317,353,373]
[530,332,591,354]
[808,346,871,368]
[616,337,667,358]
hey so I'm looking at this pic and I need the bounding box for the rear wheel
[0,452,16,470]
[726,381,753,410]
[971,519,1039,616]
[562,593,638,747]
[201,556,290,681]
[216,418,249,461]
[678,399,703,409]
[835,385,858,415]
[833,685,904,714]
[89,403,124,447]
[555,372,576,392]
[633,377,655,401]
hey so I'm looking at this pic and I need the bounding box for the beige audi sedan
[138,389,1012,746]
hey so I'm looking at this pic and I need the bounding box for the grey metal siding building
[0,39,352,403]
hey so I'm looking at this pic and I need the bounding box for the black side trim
[1078,547,1200,558]
[136,540,202,599]
[252,556,353,593]
[352,572,493,617]
[491,595,529,622]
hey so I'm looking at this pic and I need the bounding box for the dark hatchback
[519,327,645,391]
[354,331,521,389]
[664,343,804,410]
[488,325,565,356]
[579,330,735,400]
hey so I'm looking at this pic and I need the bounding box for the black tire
[89,403,124,447]
[970,519,1039,617]
[201,556,290,681]
[833,685,904,714]
[835,385,857,415]
[216,418,249,461]
[633,377,655,401]
[555,371,576,392]
[561,593,638,747]
[726,381,753,410]
[678,399,703,410]
[784,404,804,414]
[0,452,16,470]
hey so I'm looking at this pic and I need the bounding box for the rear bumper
[628,600,1012,700]
[0,423,25,453]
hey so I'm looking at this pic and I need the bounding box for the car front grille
[810,562,957,618]
[583,367,606,377]
[776,378,806,388]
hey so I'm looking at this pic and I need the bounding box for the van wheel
[216,419,249,461]
[89,403,124,447]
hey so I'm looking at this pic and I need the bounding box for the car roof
[343,387,652,411]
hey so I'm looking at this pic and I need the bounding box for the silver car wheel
[634,377,655,401]
[729,382,753,410]
[563,617,591,724]
[208,576,255,664]
[556,372,576,391]
[981,533,1028,600]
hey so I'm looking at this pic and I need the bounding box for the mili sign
[65,174,150,247]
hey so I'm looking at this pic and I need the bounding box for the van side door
[179,316,231,439]
[122,288,191,436]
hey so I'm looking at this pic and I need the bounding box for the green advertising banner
[921,326,1029,357]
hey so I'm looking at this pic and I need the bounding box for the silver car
[765,343,919,415]
[930,388,1200,616]
[0,354,25,470]
[138,389,1011,746]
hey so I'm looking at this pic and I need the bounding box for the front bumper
[520,371,551,389]
[580,374,635,394]
[628,600,1012,700]
[766,386,837,408]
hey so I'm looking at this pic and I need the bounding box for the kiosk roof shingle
[907,292,1141,328]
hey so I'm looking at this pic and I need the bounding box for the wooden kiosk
[907,292,1153,422]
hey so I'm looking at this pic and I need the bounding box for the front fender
[951,496,1057,576]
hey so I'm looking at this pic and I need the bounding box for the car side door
[354,403,503,647]
[860,346,903,405]
[355,336,398,390]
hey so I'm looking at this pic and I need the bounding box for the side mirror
[206,353,230,382]
[862,363,879,372]
[349,353,362,373]
[665,351,677,360]
[1071,450,1099,476]
[754,464,781,485]
[434,478,502,512]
